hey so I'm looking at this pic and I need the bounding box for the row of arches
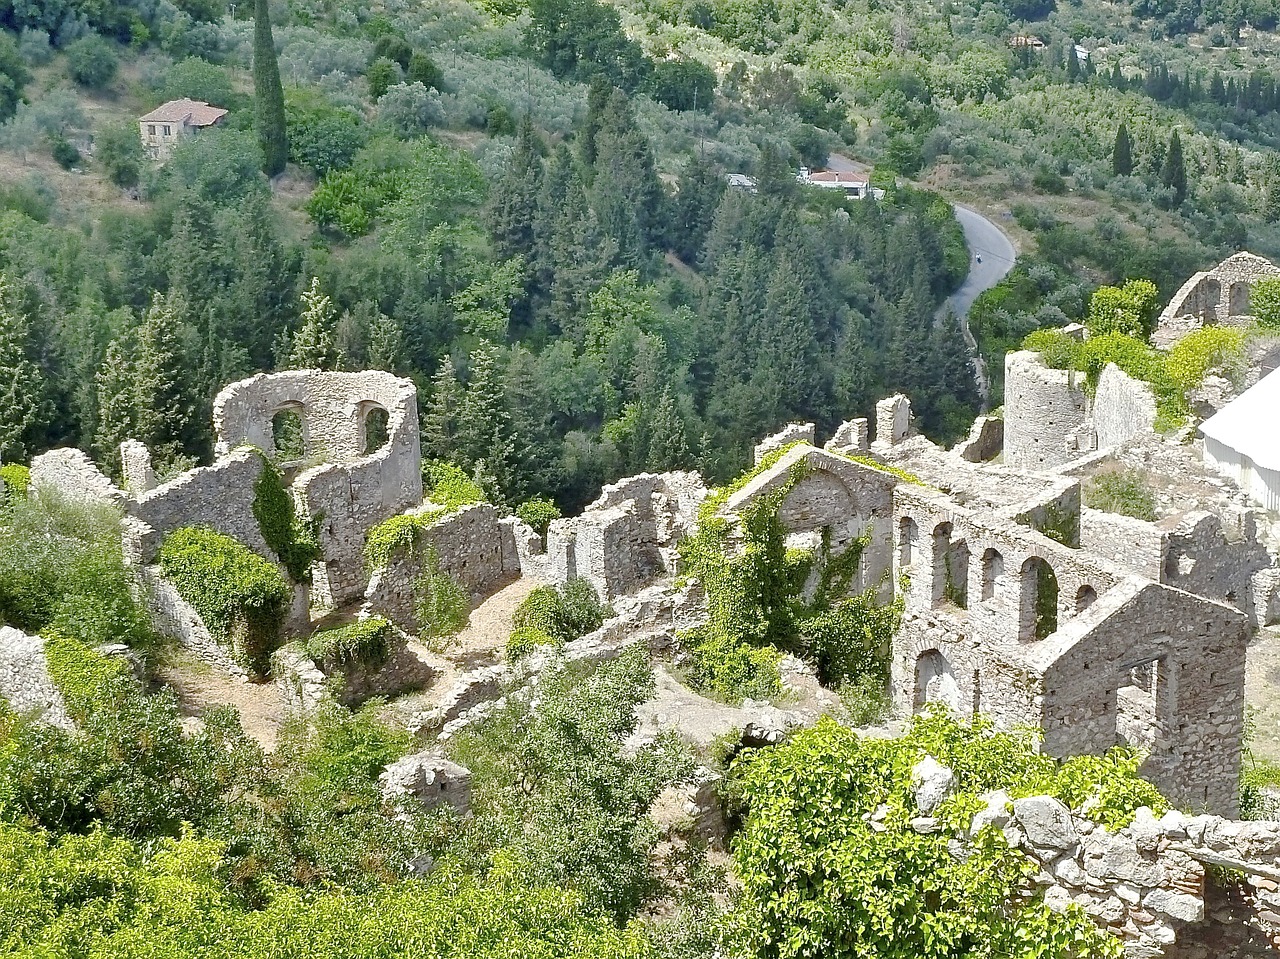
[899,517,1097,641]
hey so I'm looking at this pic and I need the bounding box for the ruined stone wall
[1159,511,1273,623]
[139,565,247,677]
[1003,351,1089,471]
[952,414,1004,463]
[1080,508,1165,581]
[127,448,271,563]
[754,423,814,464]
[273,634,438,710]
[0,627,73,730]
[363,504,517,632]
[725,446,897,602]
[28,449,124,507]
[1155,252,1280,348]
[1095,364,1159,449]
[546,472,707,601]
[1037,581,1247,815]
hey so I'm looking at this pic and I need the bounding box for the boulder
[912,756,955,815]
[379,750,471,814]
[1012,796,1078,851]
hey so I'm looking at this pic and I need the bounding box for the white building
[1200,366,1280,511]
[138,99,228,161]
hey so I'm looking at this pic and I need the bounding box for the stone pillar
[875,395,911,446]
[119,439,156,494]
[826,418,870,454]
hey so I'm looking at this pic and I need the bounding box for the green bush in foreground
[0,463,28,498]
[505,579,609,661]
[158,526,290,675]
[301,617,393,670]
[731,711,1163,959]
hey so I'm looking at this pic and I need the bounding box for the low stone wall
[952,414,1004,463]
[274,632,437,710]
[0,627,73,730]
[140,566,246,678]
[28,449,123,507]
[1081,508,1165,581]
[754,422,815,463]
[364,504,518,632]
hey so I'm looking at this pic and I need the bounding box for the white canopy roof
[1199,365,1280,471]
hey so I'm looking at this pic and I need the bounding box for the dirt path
[1246,627,1280,764]
[155,650,287,751]
[443,576,539,669]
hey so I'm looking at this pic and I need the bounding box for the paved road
[827,154,1016,408]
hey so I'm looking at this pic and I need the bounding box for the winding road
[828,154,1016,408]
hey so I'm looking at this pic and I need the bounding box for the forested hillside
[0,0,981,514]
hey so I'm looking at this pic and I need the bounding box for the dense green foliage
[415,544,471,644]
[0,462,28,499]
[516,496,561,538]
[252,455,321,581]
[679,455,903,701]
[252,0,287,176]
[731,711,1166,959]
[506,578,609,659]
[301,616,393,670]
[158,526,290,675]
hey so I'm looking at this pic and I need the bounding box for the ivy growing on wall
[159,526,291,677]
[364,462,489,570]
[252,456,321,582]
[678,455,903,702]
[300,616,393,671]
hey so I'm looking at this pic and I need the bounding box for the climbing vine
[364,462,489,570]
[252,455,321,582]
[678,455,904,701]
[159,526,291,676]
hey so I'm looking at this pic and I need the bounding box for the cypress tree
[0,278,46,463]
[1161,128,1187,204]
[1112,122,1133,177]
[253,0,288,177]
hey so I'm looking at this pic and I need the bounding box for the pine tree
[646,388,690,471]
[253,0,288,176]
[1066,43,1080,81]
[1161,128,1187,204]
[0,278,46,463]
[421,360,462,461]
[287,278,343,370]
[457,345,513,498]
[133,292,204,465]
[486,116,544,262]
[1112,122,1133,177]
[367,310,404,372]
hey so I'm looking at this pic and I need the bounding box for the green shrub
[65,35,118,88]
[730,711,1161,959]
[1085,468,1158,521]
[516,496,561,538]
[158,527,290,676]
[1085,279,1159,338]
[301,617,393,670]
[559,577,608,637]
[252,456,321,581]
[681,627,782,703]
[415,545,469,644]
[48,135,80,169]
[506,625,562,659]
[423,460,487,510]
[1022,328,1083,369]
[1250,277,1280,329]
[94,121,145,187]
[1165,325,1247,392]
[0,463,28,499]
[512,585,566,637]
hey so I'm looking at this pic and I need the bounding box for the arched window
[980,548,1004,602]
[1019,557,1059,640]
[364,406,390,454]
[899,516,918,568]
[915,649,961,713]
[272,406,306,460]
[932,523,968,609]
[1075,584,1097,614]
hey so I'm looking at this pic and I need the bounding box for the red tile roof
[139,99,227,127]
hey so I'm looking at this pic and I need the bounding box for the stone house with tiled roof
[138,98,228,160]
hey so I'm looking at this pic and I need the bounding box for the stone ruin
[1154,252,1280,349]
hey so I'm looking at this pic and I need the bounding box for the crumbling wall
[273,634,437,710]
[546,472,707,600]
[754,422,814,464]
[1155,252,1280,348]
[139,565,247,677]
[1080,508,1165,581]
[28,449,123,507]
[1094,364,1159,450]
[1159,511,1273,622]
[825,418,870,454]
[0,626,73,730]
[127,448,270,563]
[1003,351,1089,470]
[363,504,518,631]
[952,414,1004,463]
[1037,580,1247,815]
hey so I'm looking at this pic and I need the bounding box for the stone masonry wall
[363,504,516,632]
[754,423,815,464]
[1095,364,1159,450]
[0,626,73,730]
[140,565,247,677]
[28,449,124,507]
[1004,351,1089,471]
[1081,508,1166,581]
[1155,252,1280,348]
[127,448,271,563]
